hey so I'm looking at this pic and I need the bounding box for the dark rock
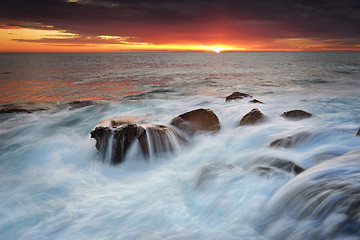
[356,128,360,136]
[225,91,252,101]
[68,100,94,110]
[243,157,304,176]
[91,123,186,164]
[170,108,220,136]
[249,99,264,104]
[281,110,312,120]
[263,150,360,239]
[0,108,33,114]
[91,124,144,164]
[269,132,311,148]
[239,108,265,126]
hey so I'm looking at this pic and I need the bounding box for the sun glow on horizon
[0,27,359,52]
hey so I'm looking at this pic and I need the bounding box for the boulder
[225,91,252,101]
[239,108,265,126]
[249,99,264,104]
[170,108,220,136]
[269,132,311,148]
[281,110,312,120]
[91,123,186,164]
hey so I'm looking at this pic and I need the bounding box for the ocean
[0,52,360,239]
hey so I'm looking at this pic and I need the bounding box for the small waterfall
[261,150,360,240]
[139,124,186,160]
[104,131,114,164]
[91,123,187,164]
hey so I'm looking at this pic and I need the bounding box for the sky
[0,0,359,52]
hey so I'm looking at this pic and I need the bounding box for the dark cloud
[0,0,359,45]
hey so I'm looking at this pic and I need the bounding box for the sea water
[0,52,360,239]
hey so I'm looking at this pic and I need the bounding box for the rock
[90,123,186,164]
[225,91,252,101]
[356,128,360,136]
[281,110,312,120]
[249,99,264,104]
[68,100,94,110]
[243,157,304,176]
[263,150,360,239]
[91,124,144,164]
[138,124,187,157]
[0,108,33,114]
[170,108,220,135]
[269,132,311,148]
[239,108,265,126]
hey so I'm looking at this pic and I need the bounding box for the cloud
[0,0,359,47]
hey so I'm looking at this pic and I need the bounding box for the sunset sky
[0,0,359,52]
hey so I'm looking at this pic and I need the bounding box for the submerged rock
[243,157,304,176]
[263,150,360,239]
[269,132,311,148]
[170,108,220,136]
[249,99,264,104]
[281,110,312,120]
[195,162,242,189]
[225,91,252,101]
[239,108,265,126]
[90,123,186,164]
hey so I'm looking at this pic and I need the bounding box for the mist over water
[0,52,360,239]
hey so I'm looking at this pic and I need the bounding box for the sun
[213,47,221,53]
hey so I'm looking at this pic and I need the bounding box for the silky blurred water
[0,52,360,239]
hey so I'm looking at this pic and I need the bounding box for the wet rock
[356,128,360,136]
[91,124,144,164]
[90,123,186,164]
[249,99,264,104]
[281,110,312,120]
[68,100,94,110]
[263,150,360,239]
[269,132,311,148]
[225,91,252,101]
[239,108,265,126]
[170,108,220,136]
[0,108,33,114]
[243,157,304,176]
[138,124,187,157]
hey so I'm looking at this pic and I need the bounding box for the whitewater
[0,52,360,239]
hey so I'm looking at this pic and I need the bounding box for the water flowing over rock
[225,91,252,101]
[262,150,360,239]
[281,110,312,120]
[195,162,243,189]
[239,108,265,126]
[170,108,220,136]
[90,123,186,164]
[242,157,305,176]
[269,132,311,148]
